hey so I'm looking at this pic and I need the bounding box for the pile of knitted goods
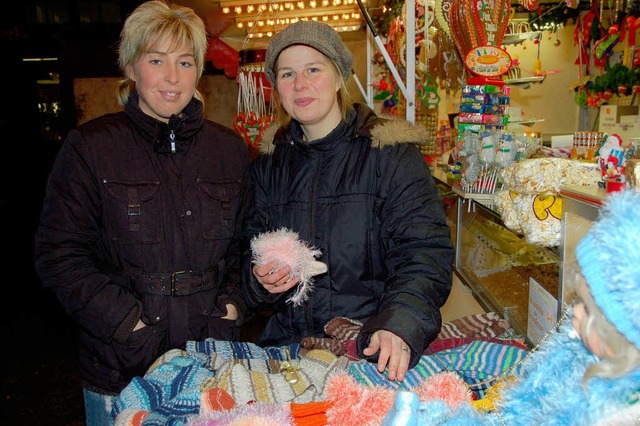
[112,313,527,425]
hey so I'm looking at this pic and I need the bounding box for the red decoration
[627,16,640,46]
[204,8,233,37]
[233,112,275,158]
[203,8,239,79]
[206,37,239,79]
[517,0,541,11]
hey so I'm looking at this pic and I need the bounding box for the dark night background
[2,2,167,424]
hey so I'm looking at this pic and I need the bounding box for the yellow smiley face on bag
[532,195,562,221]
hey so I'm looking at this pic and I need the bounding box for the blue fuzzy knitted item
[392,319,640,425]
[575,190,640,350]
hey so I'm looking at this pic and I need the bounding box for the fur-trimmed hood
[257,104,429,155]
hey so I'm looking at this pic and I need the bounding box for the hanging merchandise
[414,0,443,157]
[517,0,542,11]
[435,0,454,37]
[370,0,465,104]
[593,25,621,61]
[624,16,640,68]
[234,49,275,159]
[431,0,465,91]
[448,0,512,79]
[417,73,441,109]
[416,73,440,160]
[415,0,440,105]
[466,46,512,78]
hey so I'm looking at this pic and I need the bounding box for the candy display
[454,129,544,195]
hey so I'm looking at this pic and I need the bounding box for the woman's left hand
[362,329,411,382]
[222,303,238,320]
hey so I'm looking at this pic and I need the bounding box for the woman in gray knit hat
[241,20,454,382]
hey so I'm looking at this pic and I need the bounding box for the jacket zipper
[169,129,176,153]
[305,151,322,334]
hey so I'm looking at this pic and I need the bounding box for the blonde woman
[35,2,250,423]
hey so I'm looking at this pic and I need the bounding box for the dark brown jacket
[35,94,249,394]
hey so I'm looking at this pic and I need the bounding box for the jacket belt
[136,268,219,296]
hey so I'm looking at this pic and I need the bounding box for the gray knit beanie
[265,20,353,85]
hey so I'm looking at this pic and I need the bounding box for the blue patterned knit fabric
[111,341,302,425]
[186,339,302,370]
[111,339,526,424]
[112,355,212,425]
[348,340,527,399]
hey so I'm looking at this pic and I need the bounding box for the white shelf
[508,118,546,126]
[503,31,542,45]
[503,76,546,86]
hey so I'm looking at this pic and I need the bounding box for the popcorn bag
[498,158,600,195]
[492,157,599,247]
[494,190,563,247]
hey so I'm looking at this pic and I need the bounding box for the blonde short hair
[116,0,207,106]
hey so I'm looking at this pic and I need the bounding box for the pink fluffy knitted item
[188,402,294,426]
[323,371,473,425]
[251,228,327,306]
[411,371,474,409]
[325,374,395,425]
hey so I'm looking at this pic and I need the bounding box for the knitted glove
[300,336,344,355]
[300,317,363,356]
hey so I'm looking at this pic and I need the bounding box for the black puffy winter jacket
[241,104,454,369]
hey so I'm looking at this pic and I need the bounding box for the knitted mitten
[437,312,509,340]
[300,317,362,355]
[112,355,213,424]
[300,336,344,354]
[251,228,328,306]
[325,317,362,342]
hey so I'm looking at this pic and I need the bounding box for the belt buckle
[170,270,189,296]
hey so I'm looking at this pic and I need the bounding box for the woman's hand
[253,261,299,294]
[133,320,146,332]
[221,303,238,320]
[362,329,411,382]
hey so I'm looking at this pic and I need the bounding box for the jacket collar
[258,103,428,155]
[124,92,205,153]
